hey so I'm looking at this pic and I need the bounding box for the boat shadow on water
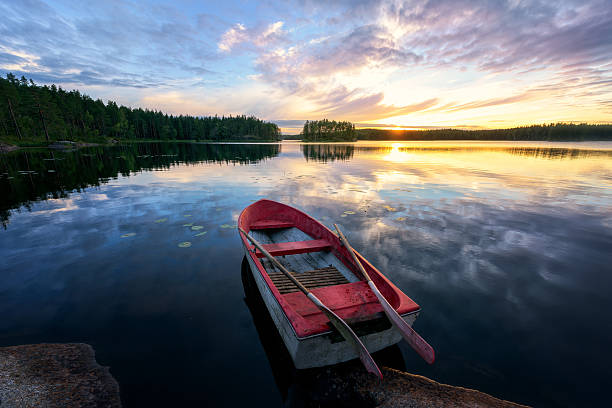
[241,256,406,408]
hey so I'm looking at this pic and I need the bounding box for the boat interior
[249,225,360,295]
[241,202,419,336]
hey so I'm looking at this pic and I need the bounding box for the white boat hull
[244,249,419,369]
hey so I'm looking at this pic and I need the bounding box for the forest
[301,119,357,141]
[356,124,612,141]
[0,74,281,145]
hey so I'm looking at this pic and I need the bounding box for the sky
[1,0,611,134]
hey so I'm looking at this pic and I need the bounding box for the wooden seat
[250,239,331,258]
[250,220,294,230]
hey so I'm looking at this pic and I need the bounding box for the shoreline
[3,138,612,154]
[0,343,121,407]
[0,138,284,152]
[0,343,529,407]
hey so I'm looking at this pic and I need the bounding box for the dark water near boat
[1,141,611,407]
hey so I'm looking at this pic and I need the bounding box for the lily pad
[191,225,204,230]
[155,218,167,223]
[343,210,355,215]
[220,224,236,229]
[395,217,406,221]
[184,214,192,217]
[383,205,397,212]
[183,223,194,227]
[178,241,192,248]
[121,232,136,238]
[194,231,208,237]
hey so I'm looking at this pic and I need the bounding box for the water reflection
[0,143,280,226]
[362,145,612,159]
[302,144,354,162]
[302,142,612,161]
[0,141,611,407]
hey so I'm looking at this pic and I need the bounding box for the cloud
[0,0,610,125]
[272,119,307,127]
[433,91,544,113]
[218,23,249,52]
[244,0,612,122]
[255,24,419,88]
[0,47,47,72]
[250,23,427,119]
[218,21,287,52]
[0,0,218,88]
[376,0,612,80]
[353,123,487,130]
[321,95,439,121]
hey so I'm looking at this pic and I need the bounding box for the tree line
[356,124,612,141]
[301,119,356,141]
[0,73,281,144]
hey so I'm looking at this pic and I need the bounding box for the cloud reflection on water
[1,141,611,407]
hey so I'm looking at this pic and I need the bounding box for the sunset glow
[1,0,610,133]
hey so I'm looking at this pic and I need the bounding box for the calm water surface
[1,141,611,407]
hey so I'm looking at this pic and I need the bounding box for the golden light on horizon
[382,143,419,163]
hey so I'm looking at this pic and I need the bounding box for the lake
[1,141,611,407]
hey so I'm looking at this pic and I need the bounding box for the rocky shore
[0,343,120,408]
[297,364,530,408]
[0,143,18,153]
[0,343,528,407]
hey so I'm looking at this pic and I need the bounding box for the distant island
[290,120,612,142]
[354,125,612,141]
[301,119,357,142]
[0,74,281,147]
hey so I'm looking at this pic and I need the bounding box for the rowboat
[238,199,432,373]
[240,257,407,405]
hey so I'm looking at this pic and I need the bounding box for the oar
[238,227,382,379]
[333,224,436,364]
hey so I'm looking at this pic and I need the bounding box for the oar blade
[308,293,383,379]
[368,282,435,364]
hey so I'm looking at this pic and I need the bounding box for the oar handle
[334,224,372,282]
[239,227,310,295]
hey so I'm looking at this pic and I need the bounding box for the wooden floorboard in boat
[264,265,350,294]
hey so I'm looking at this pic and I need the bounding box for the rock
[367,367,529,408]
[48,141,76,150]
[289,363,529,408]
[0,343,121,408]
[0,143,18,153]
